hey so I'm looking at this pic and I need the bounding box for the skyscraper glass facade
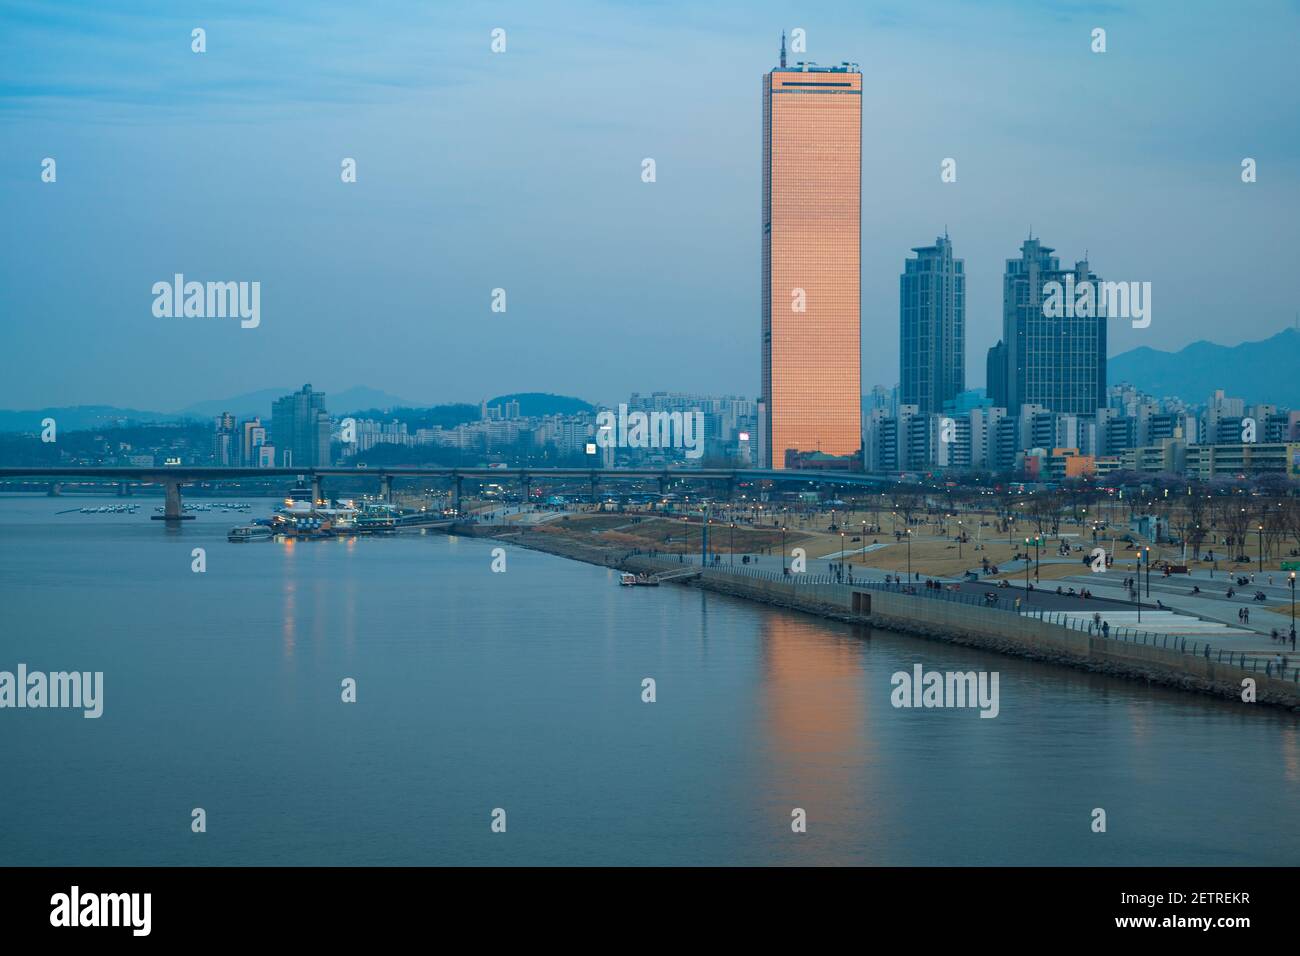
[760,53,862,468]
[900,234,964,414]
[1001,238,1106,415]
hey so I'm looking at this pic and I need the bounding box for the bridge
[0,466,896,522]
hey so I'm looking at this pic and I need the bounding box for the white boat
[619,572,659,587]
[228,525,273,542]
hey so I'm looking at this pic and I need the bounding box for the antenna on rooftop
[780,32,786,68]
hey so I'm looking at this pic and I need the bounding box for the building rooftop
[778,62,860,73]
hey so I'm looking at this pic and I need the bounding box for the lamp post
[906,528,912,581]
[1290,571,1296,647]
[840,531,846,581]
[957,519,963,559]
[1143,546,1150,598]
[682,516,689,562]
[861,520,867,564]
[782,521,787,574]
[730,522,735,567]
[1024,537,1030,597]
[1258,523,1265,576]
[1240,506,1246,560]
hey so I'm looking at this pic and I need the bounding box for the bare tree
[1184,488,1209,560]
[1222,499,1252,559]
[891,486,922,529]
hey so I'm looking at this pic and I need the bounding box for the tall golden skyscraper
[760,39,862,470]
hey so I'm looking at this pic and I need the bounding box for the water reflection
[759,614,870,863]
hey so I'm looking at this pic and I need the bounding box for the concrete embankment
[460,523,1300,710]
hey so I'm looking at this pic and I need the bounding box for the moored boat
[619,572,660,587]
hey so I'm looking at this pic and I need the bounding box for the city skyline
[3,0,1297,410]
[8,0,1300,900]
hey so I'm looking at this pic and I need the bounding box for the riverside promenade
[627,557,1300,709]
[465,520,1300,711]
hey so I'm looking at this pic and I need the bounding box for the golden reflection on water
[1282,724,1300,783]
[758,614,871,862]
[281,578,296,660]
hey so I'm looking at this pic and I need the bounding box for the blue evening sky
[1,0,1297,410]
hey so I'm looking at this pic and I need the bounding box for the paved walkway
[1022,608,1255,641]
[1057,573,1296,651]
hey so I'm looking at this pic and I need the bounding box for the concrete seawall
[464,524,1300,710]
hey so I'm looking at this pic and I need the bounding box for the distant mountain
[0,388,591,434]
[487,392,594,416]
[1108,329,1300,406]
[0,405,188,433]
[178,386,412,420]
[347,404,480,431]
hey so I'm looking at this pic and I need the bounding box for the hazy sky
[2,0,1297,411]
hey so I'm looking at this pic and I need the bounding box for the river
[1,495,1297,865]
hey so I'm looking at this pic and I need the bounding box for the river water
[1,495,1297,866]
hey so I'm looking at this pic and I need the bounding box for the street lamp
[1024,537,1030,597]
[840,531,846,581]
[682,516,689,562]
[730,522,735,567]
[1131,550,1143,623]
[1143,545,1150,598]
[1290,571,1296,648]
[957,519,963,560]
[1258,523,1265,576]
[906,528,912,581]
[782,521,787,574]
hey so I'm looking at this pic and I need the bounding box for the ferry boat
[355,503,400,533]
[228,525,274,542]
[270,499,359,538]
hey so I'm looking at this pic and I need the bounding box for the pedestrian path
[1025,609,1254,638]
